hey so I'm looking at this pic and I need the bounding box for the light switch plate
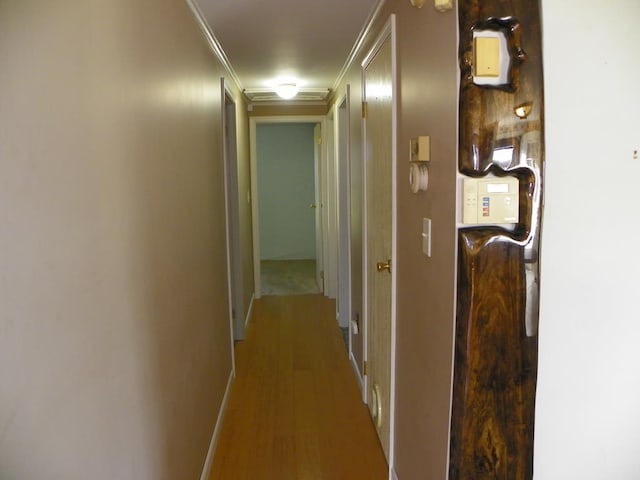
[410,136,430,162]
[422,218,432,257]
[474,37,500,77]
[434,0,453,12]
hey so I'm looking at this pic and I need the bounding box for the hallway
[209,295,387,479]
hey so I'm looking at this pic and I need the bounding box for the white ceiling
[195,0,380,100]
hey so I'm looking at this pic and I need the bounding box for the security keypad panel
[463,176,519,224]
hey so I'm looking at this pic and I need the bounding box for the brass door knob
[376,260,391,273]
[310,204,317,209]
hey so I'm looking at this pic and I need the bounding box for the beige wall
[249,103,329,117]
[332,2,458,478]
[0,1,240,478]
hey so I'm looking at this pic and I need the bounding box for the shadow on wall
[0,2,233,479]
[119,2,233,478]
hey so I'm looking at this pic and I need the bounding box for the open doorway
[256,122,319,296]
[250,116,331,298]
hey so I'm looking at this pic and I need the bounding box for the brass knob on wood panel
[376,260,391,273]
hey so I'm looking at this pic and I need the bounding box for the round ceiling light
[275,83,298,100]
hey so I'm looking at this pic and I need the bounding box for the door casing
[249,116,331,298]
[361,14,397,473]
[221,79,240,368]
[336,88,352,332]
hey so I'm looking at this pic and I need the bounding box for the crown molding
[332,0,387,92]
[185,0,244,91]
[244,87,330,104]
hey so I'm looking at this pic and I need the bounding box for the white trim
[391,468,399,480]
[323,115,337,299]
[249,116,328,299]
[388,16,398,480]
[345,84,352,344]
[333,0,387,93]
[446,9,462,480]
[249,121,261,298]
[361,15,397,479]
[350,351,365,395]
[361,62,369,409]
[245,293,255,328]
[199,370,234,480]
[335,87,352,334]
[244,87,330,103]
[185,0,243,91]
[221,78,237,373]
[246,101,329,108]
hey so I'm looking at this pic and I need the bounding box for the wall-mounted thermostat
[463,176,519,224]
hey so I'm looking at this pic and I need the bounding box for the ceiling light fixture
[275,83,299,100]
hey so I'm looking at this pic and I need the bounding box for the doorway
[250,116,330,299]
[222,81,245,343]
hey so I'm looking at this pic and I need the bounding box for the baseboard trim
[245,293,255,328]
[199,370,234,480]
[349,352,364,394]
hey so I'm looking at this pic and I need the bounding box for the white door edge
[221,78,238,375]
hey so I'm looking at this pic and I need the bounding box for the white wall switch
[422,218,432,257]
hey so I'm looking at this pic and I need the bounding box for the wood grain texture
[451,231,537,479]
[451,1,544,479]
[209,295,388,480]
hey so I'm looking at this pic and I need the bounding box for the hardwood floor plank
[209,295,388,480]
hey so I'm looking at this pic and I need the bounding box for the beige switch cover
[434,0,453,12]
[410,136,430,162]
[474,37,500,77]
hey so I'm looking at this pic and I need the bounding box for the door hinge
[317,136,323,145]
[363,361,368,376]
[362,101,368,119]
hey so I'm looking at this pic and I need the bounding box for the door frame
[313,123,325,292]
[249,115,328,298]
[361,15,397,475]
[335,87,352,335]
[221,78,239,371]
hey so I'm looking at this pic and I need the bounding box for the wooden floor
[209,294,388,480]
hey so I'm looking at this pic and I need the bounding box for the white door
[363,19,395,461]
[222,82,244,341]
[313,123,324,292]
[337,89,351,330]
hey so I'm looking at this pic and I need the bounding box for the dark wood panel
[451,1,545,479]
[451,230,537,479]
